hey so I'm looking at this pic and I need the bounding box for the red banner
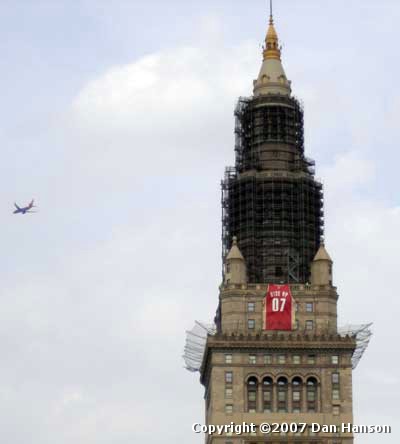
[263,284,295,331]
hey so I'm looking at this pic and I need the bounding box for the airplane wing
[14,203,20,210]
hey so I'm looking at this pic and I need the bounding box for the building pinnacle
[263,2,281,61]
[253,1,291,96]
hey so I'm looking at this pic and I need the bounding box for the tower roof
[253,5,291,97]
[313,244,333,262]
[226,236,245,261]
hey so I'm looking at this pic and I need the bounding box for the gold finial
[263,0,281,61]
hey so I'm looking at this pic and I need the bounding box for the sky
[0,0,399,443]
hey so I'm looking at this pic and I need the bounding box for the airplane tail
[29,199,35,208]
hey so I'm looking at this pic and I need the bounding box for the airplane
[13,199,37,214]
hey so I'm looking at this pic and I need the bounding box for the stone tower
[198,9,360,444]
[221,11,323,285]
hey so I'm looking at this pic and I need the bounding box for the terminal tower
[184,6,371,444]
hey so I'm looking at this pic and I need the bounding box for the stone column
[302,384,307,412]
[258,382,263,412]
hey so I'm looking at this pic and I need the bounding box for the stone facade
[200,282,356,444]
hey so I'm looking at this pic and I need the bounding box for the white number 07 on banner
[272,298,286,312]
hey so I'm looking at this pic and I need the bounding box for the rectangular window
[293,355,301,364]
[278,354,286,364]
[249,354,257,364]
[332,405,340,415]
[306,320,314,330]
[332,372,340,384]
[225,372,233,384]
[278,391,286,401]
[306,302,314,313]
[263,391,271,401]
[293,407,301,414]
[225,354,232,364]
[332,389,340,400]
[248,319,255,329]
[247,302,255,312]
[307,354,316,365]
[294,319,299,330]
[225,404,233,414]
[264,354,272,364]
[293,391,301,401]
[307,391,316,401]
[332,355,339,365]
[225,388,233,398]
[248,391,256,402]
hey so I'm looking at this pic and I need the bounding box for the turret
[224,237,247,285]
[310,244,333,286]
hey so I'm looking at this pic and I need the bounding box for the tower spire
[253,1,291,96]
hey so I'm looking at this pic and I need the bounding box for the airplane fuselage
[13,200,35,214]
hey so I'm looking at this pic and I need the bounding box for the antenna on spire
[269,0,274,24]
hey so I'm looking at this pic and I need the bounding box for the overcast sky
[0,0,398,443]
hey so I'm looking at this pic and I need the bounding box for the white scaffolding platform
[183,321,216,372]
[183,322,372,372]
[338,323,373,369]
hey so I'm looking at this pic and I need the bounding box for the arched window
[291,377,303,413]
[247,377,258,413]
[307,377,318,412]
[262,377,273,413]
[277,377,288,412]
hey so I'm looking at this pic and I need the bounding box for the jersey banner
[263,284,295,331]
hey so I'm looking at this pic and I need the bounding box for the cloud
[65,41,259,181]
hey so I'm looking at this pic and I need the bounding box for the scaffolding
[183,321,217,372]
[234,95,308,173]
[221,173,324,283]
[222,95,324,283]
[338,323,373,369]
[183,322,372,372]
